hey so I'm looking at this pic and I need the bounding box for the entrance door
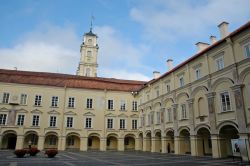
[7,137,17,149]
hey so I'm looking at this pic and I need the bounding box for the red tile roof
[0,69,145,92]
[140,21,250,90]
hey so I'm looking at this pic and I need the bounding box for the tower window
[88,39,92,44]
[86,68,91,76]
[87,51,92,56]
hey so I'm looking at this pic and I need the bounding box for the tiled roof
[0,69,145,92]
[140,21,250,90]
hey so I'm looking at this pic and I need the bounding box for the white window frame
[195,68,201,80]
[243,42,250,58]
[2,92,10,104]
[51,96,59,107]
[34,95,42,106]
[108,99,114,110]
[68,97,75,108]
[166,84,170,93]
[20,94,27,105]
[120,119,126,129]
[85,117,92,128]
[132,101,137,111]
[120,100,126,111]
[32,114,40,126]
[0,113,8,125]
[220,91,231,112]
[16,114,25,126]
[181,104,187,119]
[132,119,137,129]
[86,98,93,109]
[167,108,172,122]
[179,75,184,87]
[156,112,160,124]
[49,115,57,127]
[107,118,113,129]
[66,116,74,128]
[215,56,224,71]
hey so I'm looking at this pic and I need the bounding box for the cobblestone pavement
[0,150,247,166]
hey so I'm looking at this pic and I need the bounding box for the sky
[0,0,250,81]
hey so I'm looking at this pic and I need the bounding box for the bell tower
[76,26,99,77]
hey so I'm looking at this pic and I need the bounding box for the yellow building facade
[0,21,250,160]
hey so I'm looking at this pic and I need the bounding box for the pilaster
[80,137,87,151]
[161,137,167,153]
[151,137,156,152]
[100,138,106,151]
[205,92,217,134]
[15,135,24,149]
[118,138,124,151]
[58,136,66,151]
[37,135,45,150]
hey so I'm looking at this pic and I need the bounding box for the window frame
[107,118,113,129]
[108,99,114,110]
[132,119,137,129]
[16,114,25,126]
[85,117,92,128]
[132,101,137,111]
[2,92,10,104]
[120,100,126,111]
[215,56,224,71]
[68,97,75,108]
[0,113,7,125]
[51,96,59,107]
[66,116,74,128]
[20,94,27,105]
[119,119,126,129]
[243,42,250,58]
[86,98,93,109]
[32,114,40,127]
[34,95,42,106]
[49,115,57,127]
[220,91,231,112]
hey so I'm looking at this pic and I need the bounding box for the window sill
[30,126,40,128]
[107,109,115,111]
[86,108,94,110]
[33,105,42,107]
[179,118,189,121]
[165,121,173,124]
[20,104,28,106]
[218,110,235,114]
[196,115,207,119]
[85,127,93,129]
[132,110,138,112]
[119,129,127,130]
[119,110,127,112]
[67,107,75,109]
[50,106,59,108]
[48,126,57,129]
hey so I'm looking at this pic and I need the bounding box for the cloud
[130,0,250,42]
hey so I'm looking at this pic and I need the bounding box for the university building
[0,21,250,160]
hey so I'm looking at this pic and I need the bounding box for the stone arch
[217,121,239,134]
[211,77,234,91]
[154,129,162,136]
[176,92,189,101]
[145,131,152,152]
[178,126,190,134]
[1,130,17,149]
[44,131,58,149]
[196,127,212,156]
[163,98,174,106]
[23,130,39,148]
[138,132,143,151]
[66,132,80,150]
[178,128,191,154]
[165,128,174,153]
[88,133,100,151]
[124,133,136,151]
[191,86,208,98]
[153,102,161,108]
[106,133,118,151]
[194,124,211,135]
[239,67,250,84]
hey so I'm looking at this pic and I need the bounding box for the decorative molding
[0,107,9,112]
[48,110,60,115]
[130,114,139,118]
[118,113,128,118]
[17,108,28,113]
[64,111,77,115]
[105,113,116,117]
[83,112,95,116]
[31,109,43,114]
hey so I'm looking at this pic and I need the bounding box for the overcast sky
[0,0,250,81]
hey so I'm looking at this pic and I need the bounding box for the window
[108,100,114,110]
[167,108,172,122]
[132,101,137,111]
[2,92,10,104]
[216,56,224,70]
[49,116,57,127]
[140,116,144,127]
[151,113,154,124]
[147,114,150,126]
[67,136,75,146]
[0,114,7,125]
[179,75,184,87]
[68,97,75,108]
[120,119,125,129]
[120,100,126,111]
[195,68,201,80]
[181,104,187,119]
[85,117,92,128]
[34,95,42,106]
[66,117,73,128]
[20,94,27,105]
[85,68,91,76]
[132,119,137,129]
[49,136,57,145]
[156,112,160,124]
[244,42,250,58]
[107,118,113,129]
[32,115,40,126]
[87,51,92,56]
[166,84,170,93]
[86,98,93,109]
[51,96,59,107]
[220,92,231,112]
[17,114,25,126]
[156,90,159,97]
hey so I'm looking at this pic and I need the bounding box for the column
[231,85,247,133]
[15,135,24,149]
[151,137,156,152]
[187,99,195,135]
[174,136,181,155]
[142,137,147,151]
[58,136,66,150]
[135,138,140,151]
[205,92,217,133]
[211,134,225,158]
[80,137,87,151]
[172,104,178,137]
[190,135,198,156]
[118,138,124,151]
[161,137,167,153]
[37,135,45,150]
[100,137,106,151]
[239,134,250,161]
[0,135,2,149]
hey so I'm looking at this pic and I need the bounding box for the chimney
[153,71,160,79]
[218,21,229,39]
[210,35,217,44]
[166,59,173,71]
[195,42,210,52]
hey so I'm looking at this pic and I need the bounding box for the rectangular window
[17,114,25,126]
[66,117,73,128]
[2,92,10,104]
[120,100,126,111]
[49,116,56,127]
[108,100,114,110]
[161,111,164,123]
[132,101,137,111]
[181,104,187,119]
[107,118,113,129]
[20,94,27,105]
[86,98,93,109]
[216,56,224,70]
[166,84,170,93]
[0,114,7,125]
[32,115,40,126]
[179,76,184,87]
[156,112,160,124]
[151,113,154,124]
[85,117,92,128]
[141,116,144,127]
[68,97,75,108]
[132,119,137,129]
[147,114,150,126]
[220,92,231,112]
[244,43,250,58]
[51,96,59,107]
[167,108,172,122]
[120,119,125,129]
[34,95,42,106]
[195,68,201,80]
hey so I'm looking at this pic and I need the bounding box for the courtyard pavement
[0,150,247,166]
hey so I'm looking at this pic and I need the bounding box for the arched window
[85,68,91,76]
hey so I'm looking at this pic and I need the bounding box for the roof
[140,21,250,90]
[84,30,97,37]
[0,69,145,92]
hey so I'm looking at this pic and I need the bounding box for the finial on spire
[90,14,95,32]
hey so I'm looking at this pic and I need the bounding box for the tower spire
[90,15,95,32]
